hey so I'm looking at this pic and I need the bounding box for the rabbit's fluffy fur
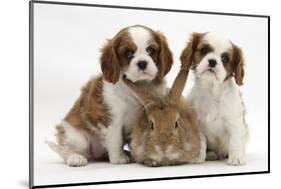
[130,97,206,166]
[124,69,206,167]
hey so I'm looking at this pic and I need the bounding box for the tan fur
[124,68,202,167]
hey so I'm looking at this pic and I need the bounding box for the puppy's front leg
[227,121,246,166]
[105,122,130,164]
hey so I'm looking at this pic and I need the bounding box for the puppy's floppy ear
[156,31,173,83]
[100,39,120,84]
[232,44,245,86]
[180,32,203,70]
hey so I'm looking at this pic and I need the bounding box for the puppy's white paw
[227,154,246,166]
[66,153,88,167]
[109,153,130,164]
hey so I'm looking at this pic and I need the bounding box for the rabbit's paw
[143,159,159,167]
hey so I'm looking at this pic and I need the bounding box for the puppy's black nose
[208,59,217,68]
[137,61,147,70]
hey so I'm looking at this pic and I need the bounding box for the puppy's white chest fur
[189,79,246,155]
[103,79,140,135]
[103,79,165,134]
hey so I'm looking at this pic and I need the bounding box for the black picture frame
[29,0,270,188]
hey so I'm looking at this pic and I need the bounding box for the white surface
[1,0,279,189]
[31,1,269,187]
[36,152,267,186]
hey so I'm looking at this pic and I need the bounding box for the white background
[32,1,269,186]
[0,0,278,189]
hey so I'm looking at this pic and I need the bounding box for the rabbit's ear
[169,69,189,104]
[122,75,152,106]
[169,33,205,104]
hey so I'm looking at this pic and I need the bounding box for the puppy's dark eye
[175,120,179,129]
[146,47,155,56]
[149,120,154,130]
[222,56,229,64]
[124,50,134,60]
[200,47,209,55]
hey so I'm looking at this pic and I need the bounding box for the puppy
[47,25,173,166]
[180,32,248,165]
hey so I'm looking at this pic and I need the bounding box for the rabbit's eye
[175,121,179,129]
[149,120,154,130]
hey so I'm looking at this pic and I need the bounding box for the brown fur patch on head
[152,31,173,84]
[115,31,138,70]
[222,44,245,85]
[180,32,206,70]
[193,42,215,65]
[221,50,234,81]
[100,28,133,84]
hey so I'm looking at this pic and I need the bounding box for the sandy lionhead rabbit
[123,68,206,167]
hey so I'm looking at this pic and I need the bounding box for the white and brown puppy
[180,32,248,165]
[47,25,173,166]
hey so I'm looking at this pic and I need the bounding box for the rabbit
[123,67,206,167]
